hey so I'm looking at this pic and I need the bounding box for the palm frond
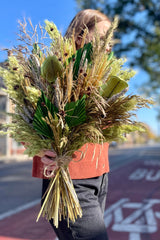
[65,95,86,128]
[33,91,58,139]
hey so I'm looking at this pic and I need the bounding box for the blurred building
[0,62,24,156]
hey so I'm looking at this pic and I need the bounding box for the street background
[0,0,160,239]
[0,143,160,240]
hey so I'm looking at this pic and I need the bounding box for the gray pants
[42,173,109,240]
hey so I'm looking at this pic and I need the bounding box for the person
[32,9,111,240]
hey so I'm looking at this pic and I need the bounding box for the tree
[75,0,160,104]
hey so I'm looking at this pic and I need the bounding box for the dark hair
[65,9,110,47]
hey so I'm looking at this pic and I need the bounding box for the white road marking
[129,232,141,240]
[104,198,129,227]
[104,198,160,240]
[121,199,160,224]
[146,170,160,181]
[112,223,157,233]
[129,168,160,181]
[0,199,40,220]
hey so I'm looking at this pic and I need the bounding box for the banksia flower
[41,56,63,83]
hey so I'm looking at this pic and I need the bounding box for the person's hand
[40,150,58,177]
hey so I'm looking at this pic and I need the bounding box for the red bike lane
[105,157,160,240]
[0,155,160,240]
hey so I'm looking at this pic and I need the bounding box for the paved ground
[105,146,160,240]
[0,144,160,240]
[0,160,42,215]
[0,204,56,240]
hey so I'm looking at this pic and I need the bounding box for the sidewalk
[0,204,57,240]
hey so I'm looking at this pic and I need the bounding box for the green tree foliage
[76,0,160,102]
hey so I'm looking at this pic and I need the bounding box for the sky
[0,0,159,136]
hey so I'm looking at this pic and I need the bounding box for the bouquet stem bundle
[37,167,82,228]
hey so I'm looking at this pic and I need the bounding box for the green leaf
[100,76,128,98]
[64,95,86,128]
[40,91,58,116]
[107,51,114,61]
[33,91,58,139]
[33,43,39,52]
[32,43,41,56]
[73,43,92,80]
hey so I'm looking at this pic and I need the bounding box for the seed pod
[13,85,19,90]
[41,102,46,106]
[13,67,18,71]
[83,73,87,77]
[41,55,63,83]
[100,76,128,98]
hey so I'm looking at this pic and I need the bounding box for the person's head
[65,9,111,50]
